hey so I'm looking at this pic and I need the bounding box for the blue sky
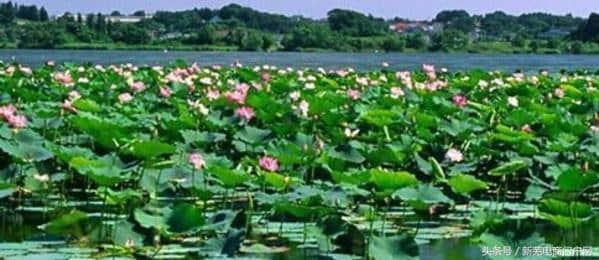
[2,0,598,20]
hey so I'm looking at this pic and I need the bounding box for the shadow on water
[1,197,598,259]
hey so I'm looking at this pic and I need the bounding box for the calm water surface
[0,49,598,72]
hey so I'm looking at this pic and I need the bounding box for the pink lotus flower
[0,104,27,129]
[206,89,221,101]
[0,104,17,119]
[259,156,279,172]
[513,73,525,81]
[292,100,310,117]
[336,70,349,77]
[54,72,73,86]
[166,73,182,84]
[289,91,301,101]
[189,63,200,74]
[298,100,309,117]
[347,89,361,100]
[159,86,172,98]
[62,99,77,113]
[225,90,247,105]
[554,88,565,99]
[235,106,255,121]
[396,71,411,81]
[187,82,196,93]
[422,64,436,80]
[118,93,133,103]
[5,66,15,76]
[129,81,146,93]
[261,72,271,82]
[20,67,32,75]
[452,95,468,108]
[356,77,369,86]
[199,77,213,85]
[396,71,413,89]
[188,153,205,170]
[390,87,404,99]
[445,148,463,163]
[225,83,250,104]
[235,83,250,93]
[68,91,81,100]
[426,81,446,91]
[507,96,519,107]
[6,114,27,129]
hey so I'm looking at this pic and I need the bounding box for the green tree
[382,36,406,52]
[570,41,584,54]
[240,31,263,51]
[18,25,66,48]
[529,40,540,52]
[186,25,215,45]
[546,38,561,49]
[511,34,528,48]
[95,13,106,33]
[430,29,469,51]
[0,1,16,24]
[16,5,39,21]
[327,9,388,37]
[86,14,95,28]
[575,13,599,42]
[435,10,475,33]
[406,33,427,49]
[110,23,151,44]
[262,34,275,50]
[282,23,339,51]
[39,7,49,21]
[133,10,146,17]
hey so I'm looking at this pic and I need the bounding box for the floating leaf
[208,167,249,188]
[489,160,529,176]
[393,184,453,210]
[127,140,176,160]
[370,169,419,192]
[448,174,488,196]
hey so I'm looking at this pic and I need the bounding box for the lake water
[0,49,598,72]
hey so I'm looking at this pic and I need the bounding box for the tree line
[1,1,599,53]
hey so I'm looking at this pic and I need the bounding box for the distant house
[106,13,154,23]
[389,21,443,34]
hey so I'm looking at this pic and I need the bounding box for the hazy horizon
[0,0,597,20]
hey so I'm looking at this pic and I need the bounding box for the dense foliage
[1,2,599,53]
[0,61,598,258]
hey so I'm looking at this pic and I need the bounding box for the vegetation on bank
[2,2,599,53]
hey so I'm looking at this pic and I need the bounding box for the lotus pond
[0,61,599,259]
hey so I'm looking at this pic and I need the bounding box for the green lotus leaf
[448,173,488,196]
